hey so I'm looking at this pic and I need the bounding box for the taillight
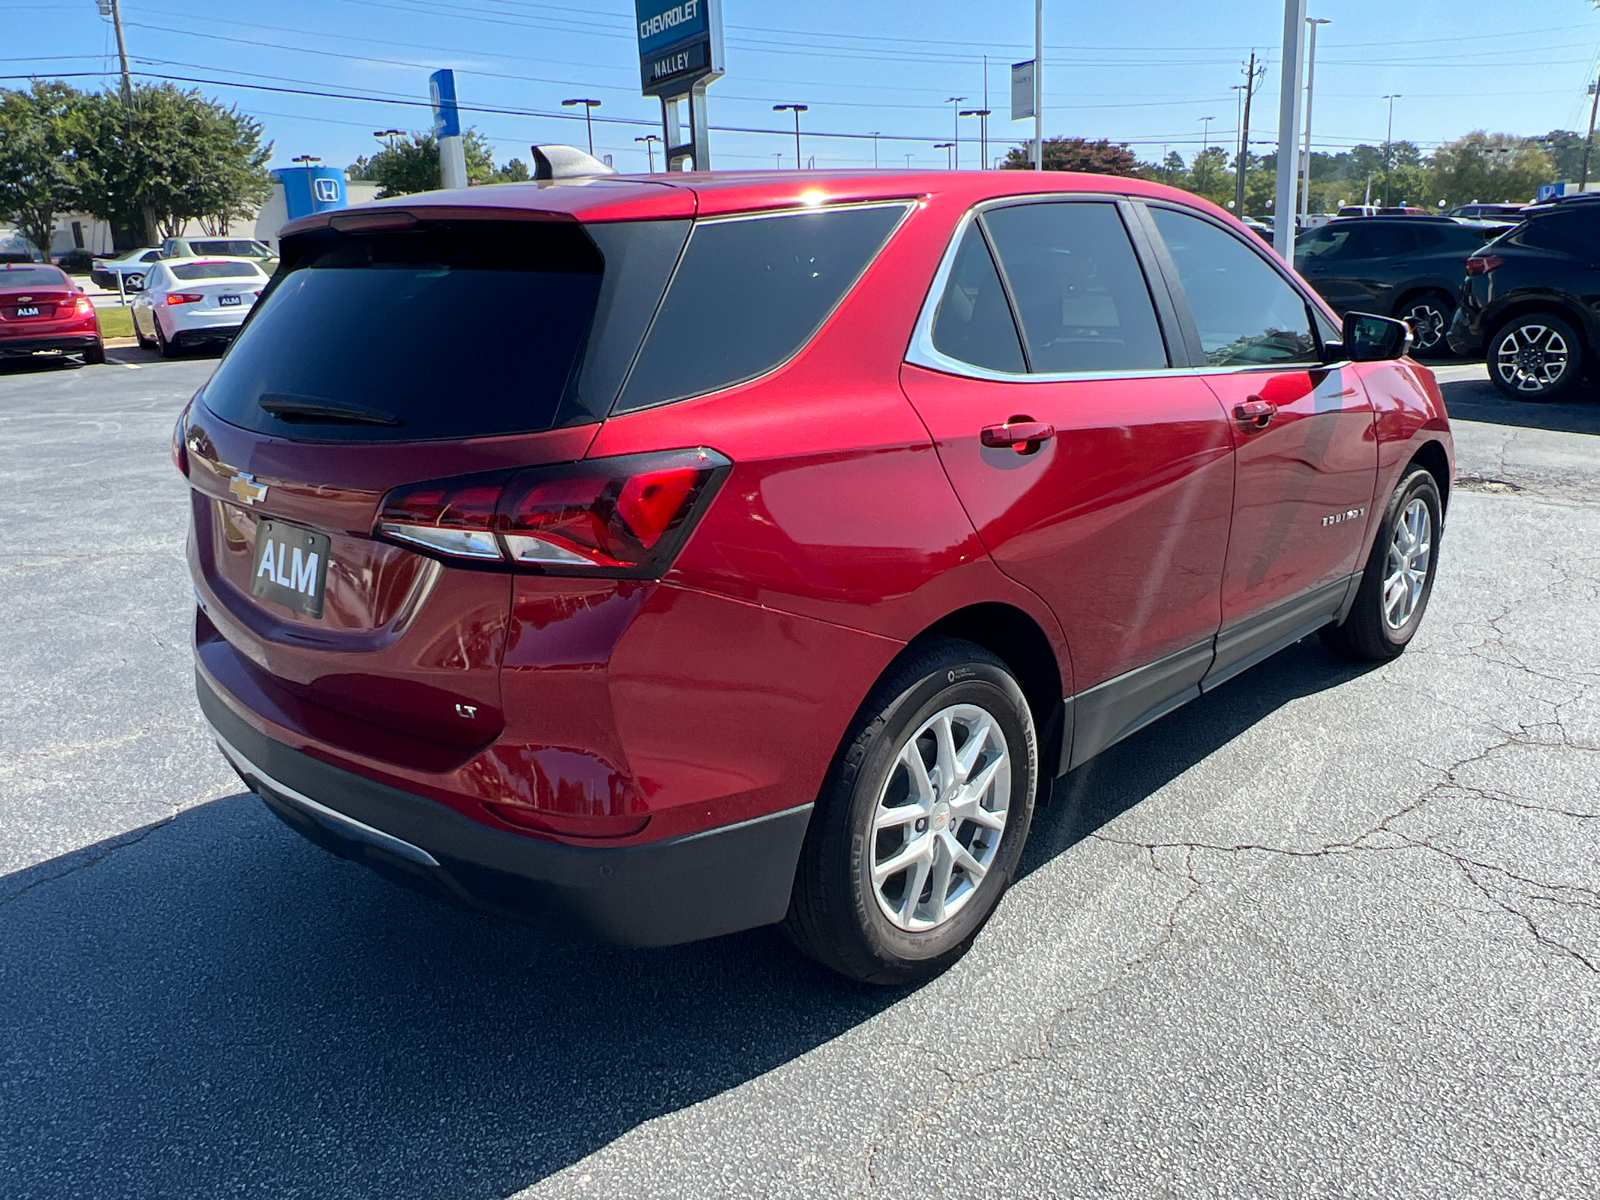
[1465,255,1504,276]
[166,292,204,305]
[172,399,192,477]
[71,295,94,316]
[375,448,730,576]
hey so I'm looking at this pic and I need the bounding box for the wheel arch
[917,602,1067,781]
[1390,284,1456,317]
[1407,438,1452,515]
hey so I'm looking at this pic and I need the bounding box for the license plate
[218,294,241,307]
[250,519,330,617]
[15,306,39,317]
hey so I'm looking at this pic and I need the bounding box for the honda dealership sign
[636,0,724,97]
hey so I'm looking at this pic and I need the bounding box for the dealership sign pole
[430,69,469,190]
[637,0,724,171]
[1273,0,1308,259]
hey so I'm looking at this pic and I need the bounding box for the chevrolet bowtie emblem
[228,472,268,505]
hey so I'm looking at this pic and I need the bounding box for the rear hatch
[183,207,693,766]
[0,267,76,328]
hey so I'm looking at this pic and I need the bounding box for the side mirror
[1340,311,1413,362]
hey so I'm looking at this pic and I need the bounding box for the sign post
[636,0,724,171]
[430,69,469,190]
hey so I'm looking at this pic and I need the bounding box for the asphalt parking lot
[2,349,1597,1199]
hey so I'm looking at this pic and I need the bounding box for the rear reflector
[376,448,730,577]
[1465,255,1504,276]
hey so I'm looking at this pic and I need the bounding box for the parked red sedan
[0,264,104,364]
[179,170,1451,984]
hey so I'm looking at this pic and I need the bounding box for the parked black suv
[1294,216,1498,357]
[1448,199,1600,400]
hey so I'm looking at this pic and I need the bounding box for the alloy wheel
[1493,323,1569,394]
[1383,497,1432,630]
[869,703,1010,932]
[1401,301,1448,353]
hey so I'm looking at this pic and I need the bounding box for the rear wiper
[258,393,402,426]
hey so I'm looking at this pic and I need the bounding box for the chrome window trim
[905,194,1194,385]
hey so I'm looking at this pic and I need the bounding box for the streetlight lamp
[372,128,404,152]
[1382,93,1401,208]
[634,134,661,173]
[935,142,955,170]
[1198,116,1215,190]
[1300,17,1330,228]
[960,109,991,171]
[868,130,881,169]
[772,104,808,169]
[291,154,321,164]
[946,97,967,170]
[561,98,601,156]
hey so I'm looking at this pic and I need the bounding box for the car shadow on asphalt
[1437,374,1600,437]
[0,638,1374,1199]
[1022,636,1380,876]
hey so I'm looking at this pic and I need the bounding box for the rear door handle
[980,419,1055,452]
[1233,398,1277,429]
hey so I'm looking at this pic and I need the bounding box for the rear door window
[982,201,1168,373]
[930,223,1026,373]
[201,220,606,443]
[1150,207,1317,367]
[615,203,908,412]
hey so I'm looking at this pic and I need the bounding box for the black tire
[782,636,1038,985]
[1394,292,1454,359]
[156,321,179,359]
[1322,465,1442,662]
[1488,311,1584,401]
[81,339,105,365]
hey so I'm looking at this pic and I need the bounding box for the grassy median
[97,306,134,338]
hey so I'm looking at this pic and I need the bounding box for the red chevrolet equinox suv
[179,171,1452,984]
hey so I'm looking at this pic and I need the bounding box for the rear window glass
[615,203,908,413]
[982,201,1167,373]
[201,221,603,443]
[0,267,68,288]
[171,261,263,280]
[194,240,266,257]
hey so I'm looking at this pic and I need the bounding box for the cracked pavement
[1,357,1597,1198]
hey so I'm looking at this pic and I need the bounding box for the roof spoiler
[530,144,617,180]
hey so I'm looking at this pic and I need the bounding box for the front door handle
[980,418,1055,453]
[1234,398,1277,429]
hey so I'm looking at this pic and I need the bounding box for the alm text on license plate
[250,519,330,617]
[218,294,241,306]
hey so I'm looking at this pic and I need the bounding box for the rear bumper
[0,332,100,356]
[198,671,812,947]
[1446,307,1482,356]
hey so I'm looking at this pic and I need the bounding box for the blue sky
[10,0,1600,175]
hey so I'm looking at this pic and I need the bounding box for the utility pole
[1234,50,1263,218]
[947,97,967,170]
[773,104,807,169]
[1033,0,1043,170]
[1382,93,1401,208]
[1274,0,1309,259]
[1301,18,1329,227]
[98,0,134,106]
[1581,78,1599,192]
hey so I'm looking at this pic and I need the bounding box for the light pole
[869,131,881,169]
[946,97,967,170]
[1198,116,1215,191]
[905,152,914,169]
[635,134,661,172]
[1300,17,1329,228]
[773,104,808,169]
[373,128,404,153]
[935,142,955,170]
[960,109,991,171]
[562,98,601,156]
[1581,79,1599,191]
[1382,93,1401,208]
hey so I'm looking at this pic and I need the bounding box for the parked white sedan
[130,257,267,357]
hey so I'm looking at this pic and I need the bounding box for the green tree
[1425,132,1553,206]
[1000,136,1140,175]
[359,130,518,197]
[0,81,87,259]
[74,82,272,245]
